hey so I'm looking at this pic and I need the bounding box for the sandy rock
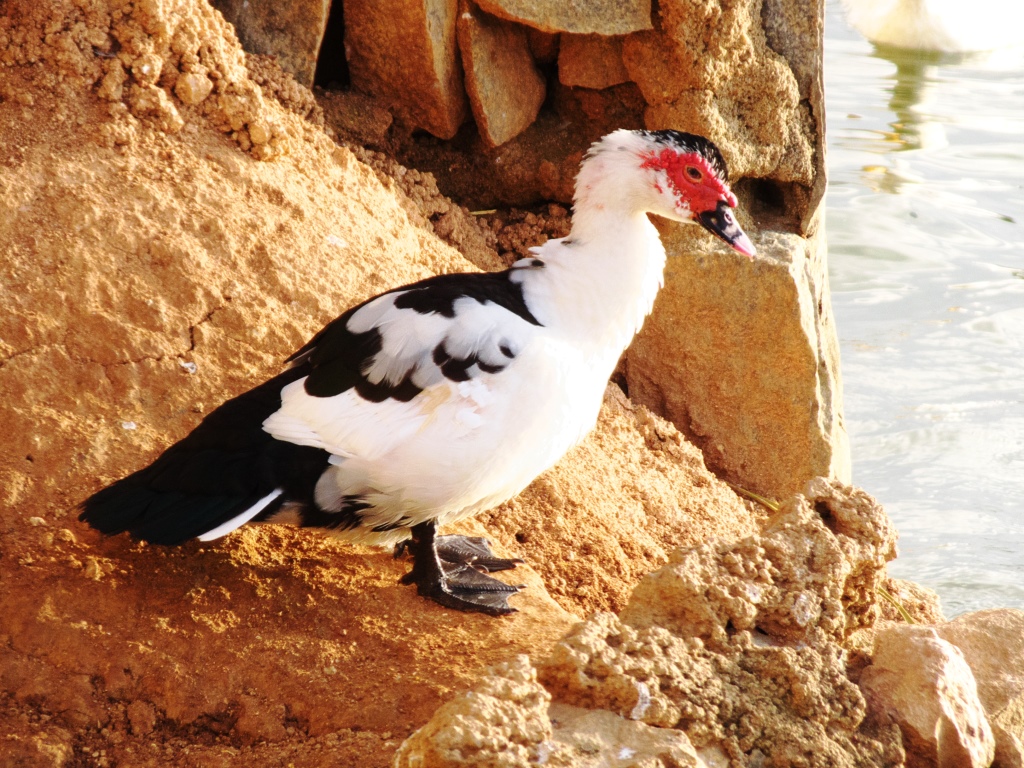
[0,729,74,767]
[458,2,546,148]
[558,34,630,89]
[128,83,185,133]
[395,661,711,767]
[548,703,706,766]
[344,0,468,139]
[936,609,1024,715]
[937,609,1024,767]
[212,0,331,87]
[131,53,164,87]
[993,695,1024,768]
[174,71,214,105]
[393,655,552,767]
[246,52,326,128]
[97,59,129,102]
[761,0,823,101]
[881,578,946,625]
[626,227,850,500]
[0,0,289,158]
[474,0,652,35]
[537,612,899,765]
[621,478,896,648]
[622,0,815,186]
[860,625,996,768]
[318,89,395,147]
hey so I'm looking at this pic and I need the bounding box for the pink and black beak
[697,201,757,258]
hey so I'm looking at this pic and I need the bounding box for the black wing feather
[79,365,331,544]
[293,269,541,400]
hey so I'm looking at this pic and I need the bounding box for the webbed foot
[397,524,524,616]
[435,534,525,573]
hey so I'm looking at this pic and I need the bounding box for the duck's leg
[398,521,523,616]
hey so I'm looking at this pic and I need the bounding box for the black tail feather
[79,366,330,545]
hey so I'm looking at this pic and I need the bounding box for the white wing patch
[262,293,537,462]
[263,380,432,460]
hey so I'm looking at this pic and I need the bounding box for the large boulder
[860,625,996,768]
[627,228,849,499]
[343,0,468,138]
[457,2,546,148]
[212,0,331,87]
[937,609,1024,767]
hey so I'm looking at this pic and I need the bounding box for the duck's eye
[685,165,703,181]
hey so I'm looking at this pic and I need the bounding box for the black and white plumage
[79,129,756,615]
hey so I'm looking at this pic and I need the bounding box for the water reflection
[879,48,950,152]
[850,43,1024,193]
[825,0,1024,615]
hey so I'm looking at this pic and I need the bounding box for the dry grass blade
[877,584,917,624]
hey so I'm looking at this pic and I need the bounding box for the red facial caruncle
[640,148,737,215]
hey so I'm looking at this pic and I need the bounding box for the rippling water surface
[824,1,1024,615]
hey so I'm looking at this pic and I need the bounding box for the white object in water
[841,0,1024,52]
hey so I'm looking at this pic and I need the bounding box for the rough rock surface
[458,1,546,148]
[993,696,1024,768]
[621,478,897,647]
[393,655,553,767]
[474,0,652,35]
[344,0,468,139]
[558,34,631,90]
[393,658,711,767]
[860,625,996,768]
[548,704,708,766]
[538,613,900,766]
[627,228,850,499]
[622,0,814,187]
[936,609,1024,767]
[212,0,330,86]
[0,0,290,160]
[404,479,906,767]
[936,609,1024,715]
[881,579,946,626]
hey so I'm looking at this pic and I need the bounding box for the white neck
[518,183,668,364]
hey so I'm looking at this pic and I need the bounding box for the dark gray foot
[397,524,524,616]
[435,534,525,573]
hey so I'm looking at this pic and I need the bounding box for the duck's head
[580,129,757,258]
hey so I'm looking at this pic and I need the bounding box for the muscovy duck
[79,129,756,615]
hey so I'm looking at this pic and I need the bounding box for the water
[824,1,1024,616]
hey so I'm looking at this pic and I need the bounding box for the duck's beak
[697,200,756,258]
